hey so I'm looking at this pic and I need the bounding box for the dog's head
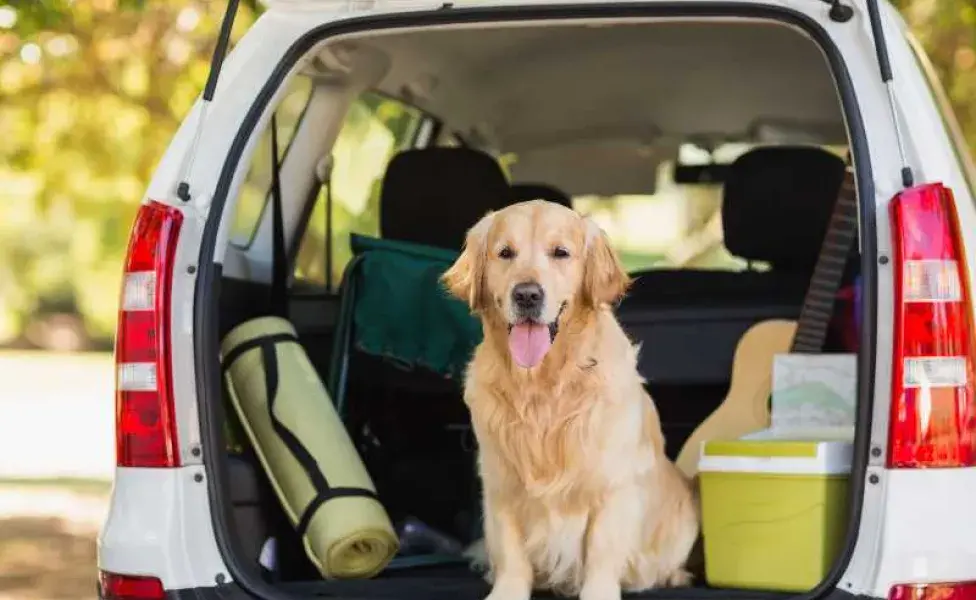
[442,199,630,368]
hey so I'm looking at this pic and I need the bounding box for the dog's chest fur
[491,385,595,495]
[468,360,643,505]
[467,363,654,594]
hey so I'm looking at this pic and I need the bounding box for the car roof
[311,17,846,195]
[259,0,879,13]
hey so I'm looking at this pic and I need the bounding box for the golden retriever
[442,200,699,600]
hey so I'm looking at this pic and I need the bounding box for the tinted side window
[293,93,425,290]
[229,75,314,248]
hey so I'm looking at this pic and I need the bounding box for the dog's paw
[464,538,490,574]
[579,579,622,600]
[665,569,693,588]
[484,591,529,600]
[484,580,531,600]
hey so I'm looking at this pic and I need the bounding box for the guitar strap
[789,161,859,354]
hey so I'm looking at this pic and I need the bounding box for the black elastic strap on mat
[222,333,379,538]
[221,333,298,374]
[269,114,288,320]
[790,165,859,354]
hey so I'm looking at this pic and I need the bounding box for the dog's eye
[552,246,570,259]
[498,246,515,260]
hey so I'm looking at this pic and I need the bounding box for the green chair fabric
[328,234,482,414]
[349,234,482,379]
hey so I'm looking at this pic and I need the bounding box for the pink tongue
[508,323,552,368]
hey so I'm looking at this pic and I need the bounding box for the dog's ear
[582,217,631,308]
[442,211,495,311]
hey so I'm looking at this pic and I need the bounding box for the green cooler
[698,435,852,592]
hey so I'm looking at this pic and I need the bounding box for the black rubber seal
[221,332,299,371]
[193,4,879,600]
[204,0,241,102]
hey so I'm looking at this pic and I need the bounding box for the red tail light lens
[890,582,976,600]
[889,183,976,468]
[99,571,165,600]
[115,201,183,468]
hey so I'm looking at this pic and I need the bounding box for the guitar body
[674,319,798,478]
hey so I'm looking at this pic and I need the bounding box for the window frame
[228,75,315,251]
[290,90,439,293]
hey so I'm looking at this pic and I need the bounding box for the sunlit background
[0,0,973,597]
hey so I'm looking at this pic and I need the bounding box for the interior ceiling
[323,20,846,196]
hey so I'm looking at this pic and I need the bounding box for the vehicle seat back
[510,182,573,209]
[617,146,852,458]
[722,146,852,277]
[380,147,513,251]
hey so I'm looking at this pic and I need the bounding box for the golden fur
[442,200,700,600]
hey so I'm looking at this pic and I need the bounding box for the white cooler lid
[698,428,853,475]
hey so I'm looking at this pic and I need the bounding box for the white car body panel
[98,468,229,588]
[868,469,976,595]
[99,0,976,596]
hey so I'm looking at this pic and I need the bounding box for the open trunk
[200,5,873,600]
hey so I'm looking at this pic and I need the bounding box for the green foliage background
[0,0,263,347]
[0,0,973,348]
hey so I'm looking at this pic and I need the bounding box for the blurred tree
[892,0,976,149]
[0,0,261,348]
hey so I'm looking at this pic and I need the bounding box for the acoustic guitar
[674,319,797,478]
[673,164,857,479]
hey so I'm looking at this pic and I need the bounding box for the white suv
[98,1,976,600]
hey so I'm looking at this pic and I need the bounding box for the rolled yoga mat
[222,316,398,579]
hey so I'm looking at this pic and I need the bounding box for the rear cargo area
[211,13,864,600]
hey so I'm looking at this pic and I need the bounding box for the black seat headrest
[510,182,573,209]
[380,148,511,251]
[722,146,847,272]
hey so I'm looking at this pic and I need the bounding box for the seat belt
[269,114,289,320]
[790,163,859,354]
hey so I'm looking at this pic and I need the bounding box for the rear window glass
[574,143,752,273]
[229,74,314,249]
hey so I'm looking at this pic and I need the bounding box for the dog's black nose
[512,282,544,314]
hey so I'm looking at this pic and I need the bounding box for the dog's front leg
[483,501,533,600]
[579,488,642,600]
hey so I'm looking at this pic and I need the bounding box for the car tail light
[889,183,976,468]
[99,571,165,600]
[889,582,976,600]
[115,201,183,468]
